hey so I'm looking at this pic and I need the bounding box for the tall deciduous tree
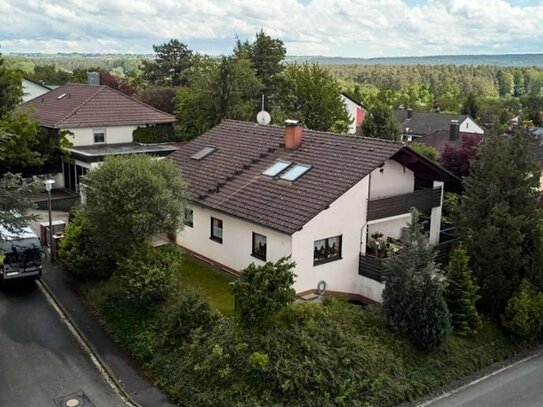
[357,102,402,141]
[382,210,452,350]
[0,172,37,241]
[273,63,350,133]
[82,155,186,256]
[444,246,482,335]
[142,39,193,87]
[175,57,261,139]
[0,112,42,173]
[458,130,541,316]
[0,54,23,117]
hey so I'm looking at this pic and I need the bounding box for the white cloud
[0,0,542,57]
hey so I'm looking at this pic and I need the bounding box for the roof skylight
[191,146,217,160]
[280,164,311,181]
[56,93,67,100]
[262,160,292,177]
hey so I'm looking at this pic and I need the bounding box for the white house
[17,82,177,192]
[170,120,460,303]
[340,92,366,134]
[21,78,52,103]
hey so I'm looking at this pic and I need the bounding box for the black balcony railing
[367,187,442,221]
[359,228,460,283]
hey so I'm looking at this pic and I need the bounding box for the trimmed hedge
[133,124,179,143]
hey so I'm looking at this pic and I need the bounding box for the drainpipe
[429,180,444,245]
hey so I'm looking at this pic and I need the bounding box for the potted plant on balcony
[367,232,387,258]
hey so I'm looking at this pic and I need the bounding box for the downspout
[361,172,372,255]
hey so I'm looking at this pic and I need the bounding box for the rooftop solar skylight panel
[262,160,292,176]
[191,146,217,160]
[280,164,311,181]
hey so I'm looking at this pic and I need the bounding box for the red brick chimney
[284,119,302,150]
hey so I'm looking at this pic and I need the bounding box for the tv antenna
[256,93,271,125]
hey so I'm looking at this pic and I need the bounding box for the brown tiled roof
[16,84,175,128]
[170,120,459,235]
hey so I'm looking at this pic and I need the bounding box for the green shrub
[58,208,114,278]
[133,124,179,143]
[232,257,296,327]
[115,244,182,303]
[161,289,216,347]
[444,246,482,335]
[502,279,543,340]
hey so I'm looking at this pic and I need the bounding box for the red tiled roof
[16,84,175,128]
[170,120,458,235]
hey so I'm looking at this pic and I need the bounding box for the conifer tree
[382,209,452,350]
[444,246,482,335]
[458,131,540,316]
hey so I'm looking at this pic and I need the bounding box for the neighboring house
[17,82,177,193]
[21,77,52,103]
[341,92,366,134]
[170,120,460,303]
[395,109,484,147]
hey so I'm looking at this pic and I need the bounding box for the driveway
[0,280,127,407]
[423,352,543,407]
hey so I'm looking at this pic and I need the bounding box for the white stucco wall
[177,205,292,272]
[460,117,485,134]
[369,159,414,199]
[291,176,369,295]
[367,214,411,242]
[65,125,137,146]
[21,79,50,103]
[341,95,362,134]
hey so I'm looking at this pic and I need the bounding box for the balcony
[367,187,442,221]
[358,228,460,283]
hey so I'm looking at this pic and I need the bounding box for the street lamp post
[44,179,55,262]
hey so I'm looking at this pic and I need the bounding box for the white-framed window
[93,129,106,144]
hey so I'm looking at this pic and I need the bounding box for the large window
[313,235,342,265]
[93,129,106,144]
[184,208,193,227]
[210,217,223,243]
[252,232,267,260]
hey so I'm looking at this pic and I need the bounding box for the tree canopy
[142,39,193,87]
[458,130,541,316]
[357,102,402,141]
[82,154,187,256]
[272,63,350,133]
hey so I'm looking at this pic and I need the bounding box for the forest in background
[6,47,543,136]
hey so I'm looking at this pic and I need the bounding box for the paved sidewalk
[41,260,177,407]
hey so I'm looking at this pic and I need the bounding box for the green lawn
[176,254,236,314]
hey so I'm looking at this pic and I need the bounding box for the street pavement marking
[37,281,135,407]
[417,351,542,406]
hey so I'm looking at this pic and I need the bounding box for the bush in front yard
[232,257,296,327]
[161,290,217,347]
[59,208,114,278]
[502,279,543,340]
[115,243,182,303]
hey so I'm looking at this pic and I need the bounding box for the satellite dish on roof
[257,110,271,125]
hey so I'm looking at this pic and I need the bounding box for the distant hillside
[286,54,543,67]
[9,52,543,68]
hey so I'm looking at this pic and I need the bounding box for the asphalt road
[0,280,127,407]
[425,352,543,407]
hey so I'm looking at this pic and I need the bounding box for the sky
[0,0,542,58]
